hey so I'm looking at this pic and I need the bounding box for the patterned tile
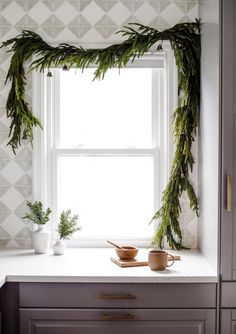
[14,226,33,247]
[14,147,32,172]
[133,2,157,25]
[0,0,199,249]
[94,15,118,38]
[108,2,131,26]
[0,16,12,38]
[68,15,91,39]
[174,0,198,13]
[81,1,105,25]
[14,174,32,198]
[0,148,11,171]
[0,175,11,197]
[0,200,11,223]
[148,0,171,13]
[15,15,38,32]
[1,2,25,25]
[0,226,11,246]
[41,15,65,38]
[28,2,51,25]
[55,2,78,24]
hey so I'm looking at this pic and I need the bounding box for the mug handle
[167,254,175,267]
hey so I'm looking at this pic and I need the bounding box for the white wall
[198,0,219,271]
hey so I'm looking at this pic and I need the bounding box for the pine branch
[22,201,51,225]
[57,210,80,240]
[1,20,201,249]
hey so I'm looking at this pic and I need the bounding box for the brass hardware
[100,294,136,300]
[227,175,232,212]
[100,314,135,321]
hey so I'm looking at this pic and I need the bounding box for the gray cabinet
[19,283,216,334]
[20,308,215,334]
[221,310,236,334]
[221,0,236,281]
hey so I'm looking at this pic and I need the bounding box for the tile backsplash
[0,0,198,248]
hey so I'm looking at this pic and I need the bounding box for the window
[33,44,177,246]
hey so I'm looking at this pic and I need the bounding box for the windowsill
[0,248,217,286]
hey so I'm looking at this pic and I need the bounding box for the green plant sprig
[22,201,51,225]
[1,20,200,249]
[57,210,81,240]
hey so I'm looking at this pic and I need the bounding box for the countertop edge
[5,275,218,284]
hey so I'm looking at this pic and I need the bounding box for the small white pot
[33,225,50,254]
[53,239,66,255]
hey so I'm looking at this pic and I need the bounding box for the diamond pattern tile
[94,15,118,38]
[28,2,51,25]
[14,174,32,198]
[1,2,25,25]
[0,200,11,223]
[108,2,131,25]
[0,0,199,249]
[15,15,38,32]
[0,175,11,197]
[0,148,11,171]
[55,2,78,24]
[41,15,65,38]
[0,16,12,38]
[0,226,11,246]
[81,1,105,25]
[14,147,32,171]
[68,15,91,39]
[134,2,157,25]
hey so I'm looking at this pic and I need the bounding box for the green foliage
[1,20,200,249]
[57,210,80,240]
[22,201,51,225]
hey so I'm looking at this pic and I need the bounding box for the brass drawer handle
[100,294,136,300]
[227,174,232,212]
[100,314,135,321]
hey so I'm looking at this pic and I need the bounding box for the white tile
[134,2,156,25]
[28,2,51,25]
[161,3,183,26]
[2,215,24,237]
[55,2,78,24]
[81,1,105,25]
[1,188,24,211]
[1,160,25,185]
[108,2,130,26]
[1,2,25,25]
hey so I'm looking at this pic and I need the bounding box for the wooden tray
[111,255,181,268]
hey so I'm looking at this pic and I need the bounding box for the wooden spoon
[107,240,122,249]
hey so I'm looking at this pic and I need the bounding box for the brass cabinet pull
[100,294,136,300]
[227,174,232,212]
[100,314,135,321]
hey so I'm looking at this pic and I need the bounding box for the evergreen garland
[0,20,200,249]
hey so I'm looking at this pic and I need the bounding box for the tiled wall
[0,0,199,248]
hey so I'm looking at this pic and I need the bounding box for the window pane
[58,156,154,238]
[59,68,153,148]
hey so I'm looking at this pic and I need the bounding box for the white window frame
[32,42,178,247]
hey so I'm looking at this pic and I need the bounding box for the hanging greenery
[0,20,200,250]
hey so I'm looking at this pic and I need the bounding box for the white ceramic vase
[33,225,50,254]
[53,239,66,255]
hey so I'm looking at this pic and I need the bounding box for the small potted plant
[23,201,52,254]
[53,210,81,255]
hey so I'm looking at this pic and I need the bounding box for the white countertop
[0,248,217,287]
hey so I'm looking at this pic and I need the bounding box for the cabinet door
[221,0,236,280]
[221,310,236,334]
[20,309,215,334]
